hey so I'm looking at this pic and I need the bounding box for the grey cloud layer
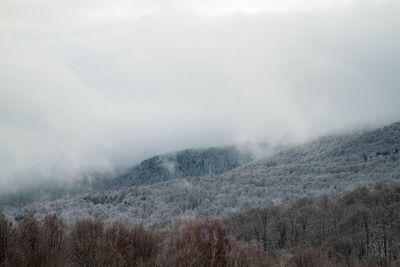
[1,0,399,188]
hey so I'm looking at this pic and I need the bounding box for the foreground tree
[0,212,12,265]
[18,214,44,266]
[68,218,105,267]
[42,214,67,266]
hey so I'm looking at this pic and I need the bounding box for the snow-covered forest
[2,0,400,265]
[1,182,400,266]
[1,121,399,226]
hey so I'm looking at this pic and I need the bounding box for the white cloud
[0,0,399,188]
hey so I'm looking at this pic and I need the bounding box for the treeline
[2,183,400,266]
[224,182,400,266]
[0,213,263,267]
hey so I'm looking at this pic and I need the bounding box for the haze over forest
[2,1,400,266]
[1,0,400,192]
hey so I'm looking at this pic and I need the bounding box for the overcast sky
[1,0,399,188]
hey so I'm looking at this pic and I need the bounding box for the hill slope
[2,121,400,225]
[113,146,253,187]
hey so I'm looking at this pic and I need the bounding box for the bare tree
[68,217,104,267]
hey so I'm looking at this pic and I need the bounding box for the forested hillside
[231,121,400,203]
[1,122,399,225]
[1,183,400,266]
[0,147,251,206]
[114,146,252,187]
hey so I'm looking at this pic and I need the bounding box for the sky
[1,0,400,189]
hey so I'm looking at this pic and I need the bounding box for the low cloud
[0,0,399,189]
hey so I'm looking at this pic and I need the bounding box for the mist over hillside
[2,0,400,265]
[114,146,253,188]
[2,121,399,225]
[2,0,400,194]
[0,146,252,205]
